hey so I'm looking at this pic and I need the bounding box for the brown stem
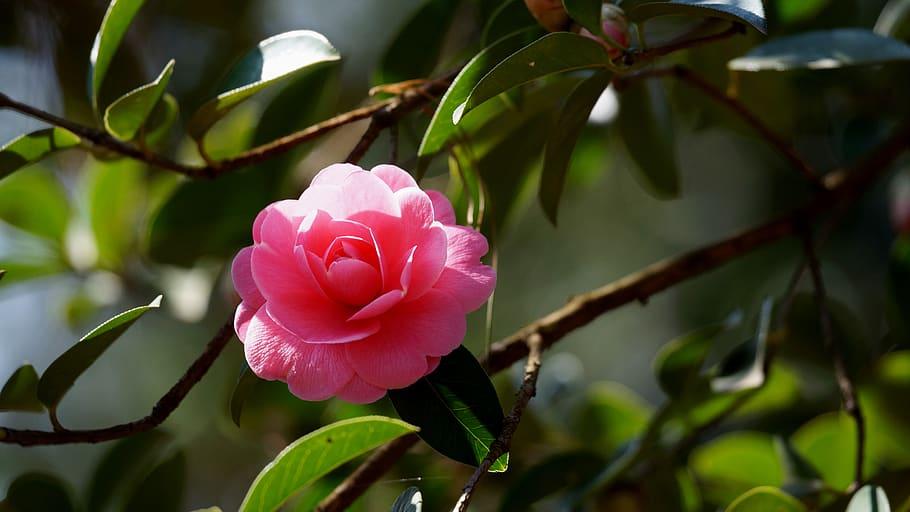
[617,65,821,186]
[454,334,543,512]
[801,230,866,493]
[626,23,745,63]
[0,319,234,446]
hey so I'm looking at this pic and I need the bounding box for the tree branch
[314,120,910,511]
[801,230,866,493]
[454,334,543,512]
[625,23,745,64]
[0,319,234,446]
[616,65,821,186]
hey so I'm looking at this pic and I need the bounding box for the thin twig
[625,23,745,64]
[454,334,543,512]
[0,319,235,446]
[616,65,821,185]
[801,230,866,493]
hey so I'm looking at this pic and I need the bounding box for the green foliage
[37,295,162,409]
[374,0,459,85]
[726,486,806,512]
[84,158,146,270]
[482,0,538,45]
[627,0,768,34]
[877,0,910,41]
[122,451,187,512]
[0,364,43,412]
[573,382,652,455]
[230,362,261,427]
[562,0,608,37]
[691,432,785,505]
[711,298,773,393]
[729,29,910,71]
[103,59,175,141]
[88,431,174,512]
[0,128,80,181]
[498,451,605,512]
[239,416,418,512]
[0,473,76,512]
[89,0,147,111]
[617,79,680,199]
[390,346,507,471]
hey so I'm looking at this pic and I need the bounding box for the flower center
[322,236,382,307]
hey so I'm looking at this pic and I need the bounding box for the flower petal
[335,375,387,404]
[310,163,363,187]
[340,171,400,218]
[371,164,417,192]
[426,190,456,225]
[235,301,258,341]
[326,257,382,306]
[345,336,429,389]
[243,307,300,381]
[434,225,496,312]
[348,289,404,322]
[232,246,263,307]
[402,224,447,301]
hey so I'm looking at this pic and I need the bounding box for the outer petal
[234,302,258,341]
[243,307,299,381]
[426,190,457,225]
[402,225,447,302]
[232,246,263,306]
[434,225,496,312]
[371,164,417,192]
[345,336,429,389]
[310,163,363,187]
[339,171,400,218]
[253,200,307,246]
[335,375,387,404]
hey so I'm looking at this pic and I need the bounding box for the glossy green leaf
[143,93,179,147]
[726,487,806,512]
[230,362,261,427]
[562,0,604,33]
[617,79,680,198]
[540,70,612,224]
[0,167,71,243]
[390,486,423,512]
[0,364,43,412]
[88,431,173,512]
[847,485,891,512]
[791,413,857,490]
[103,59,175,141]
[454,32,612,123]
[711,298,772,393]
[774,437,822,484]
[123,451,187,512]
[0,128,80,181]
[187,30,340,141]
[876,0,910,41]
[37,295,162,409]
[0,259,66,289]
[84,158,145,270]
[777,0,831,25]
[628,0,767,34]
[1,472,76,512]
[574,382,652,455]
[389,346,507,471]
[419,27,542,160]
[729,29,910,72]
[481,0,538,45]
[691,432,785,505]
[240,416,418,512]
[89,0,147,111]
[498,451,605,512]
[374,0,459,85]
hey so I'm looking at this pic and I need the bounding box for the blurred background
[1,0,909,510]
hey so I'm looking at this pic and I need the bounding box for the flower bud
[891,171,910,235]
[524,0,570,32]
[580,3,630,59]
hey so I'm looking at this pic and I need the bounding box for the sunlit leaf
[374,0,459,85]
[389,346,508,471]
[1,472,76,512]
[143,93,179,147]
[691,432,785,505]
[37,295,162,409]
[847,485,891,512]
[390,486,423,512]
[89,0,147,111]
[876,0,910,41]
[617,79,680,199]
[573,382,652,455]
[187,30,340,141]
[123,451,187,512]
[239,416,418,512]
[726,486,806,512]
[0,364,43,412]
[84,158,145,271]
[628,0,767,34]
[230,362,261,427]
[103,59,175,141]
[0,128,80,181]
[0,166,71,243]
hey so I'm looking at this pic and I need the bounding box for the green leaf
[890,236,910,339]
[691,432,785,505]
[791,413,857,490]
[711,298,773,394]
[84,158,145,270]
[187,30,340,141]
[498,451,605,512]
[562,0,605,36]
[390,486,422,512]
[374,0,459,85]
[847,485,892,512]
[1,472,76,512]
[123,451,187,512]
[617,79,680,199]
[0,259,66,289]
[777,0,831,25]
[103,59,175,141]
[729,29,910,72]
[230,362,261,427]
[89,0,147,111]
[454,32,612,123]
[88,431,173,512]
[37,295,162,409]
[0,166,71,243]
[573,382,652,455]
[239,416,418,512]
[143,93,179,147]
[876,0,910,41]
[481,0,538,46]
[774,437,823,485]
[389,346,508,471]
[0,364,43,412]
[540,70,612,224]
[628,0,767,34]
[0,128,80,181]
[726,487,806,512]
[653,311,742,398]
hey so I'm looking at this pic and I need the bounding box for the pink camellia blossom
[580,4,630,60]
[232,163,496,403]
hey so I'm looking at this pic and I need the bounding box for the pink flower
[580,4,630,60]
[232,164,496,403]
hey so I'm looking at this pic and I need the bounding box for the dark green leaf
[123,451,187,512]
[617,79,680,198]
[0,128,80,181]
[239,416,418,512]
[374,0,459,85]
[230,362,261,427]
[0,364,43,412]
[37,295,162,409]
[777,0,831,25]
[88,431,173,512]
[540,70,612,223]
[729,29,910,72]
[419,27,543,160]
[727,486,807,512]
[187,30,340,141]
[89,0,147,111]
[876,0,910,41]
[628,0,767,34]
[481,0,538,46]
[498,451,605,512]
[847,485,891,512]
[1,473,76,512]
[691,432,785,505]
[711,298,772,393]
[0,166,71,243]
[390,486,422,512]
[389,346,508,471]
[454,32,612,123]
[84,158,145,271]
[562,0,605,36]
[103,59,175,141]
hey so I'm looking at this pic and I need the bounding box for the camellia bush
[1,0,910,510]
